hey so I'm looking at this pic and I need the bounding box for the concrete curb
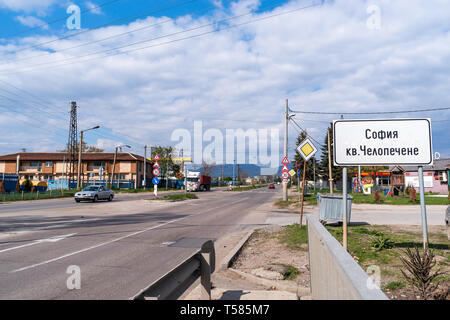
[218,230,254,271]
[228,268,310,297]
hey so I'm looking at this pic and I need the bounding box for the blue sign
[152,177,159,185]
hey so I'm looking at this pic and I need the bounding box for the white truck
[186,171,211,191]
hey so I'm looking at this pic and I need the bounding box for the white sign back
[333,119,433,166]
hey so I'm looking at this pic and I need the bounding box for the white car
[75,185,114,202]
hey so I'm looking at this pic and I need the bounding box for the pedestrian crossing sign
[297,138,318,161]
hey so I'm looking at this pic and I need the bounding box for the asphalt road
[0,187,278,299]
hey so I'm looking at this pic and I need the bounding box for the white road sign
[333,119,433,166]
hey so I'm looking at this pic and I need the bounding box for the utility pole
[110,147,118,189]
[143,145,147,190]
[327,128,333,194]
[233,159,236,186]
[283,99,288,201]
[77,131,83,189]
[77,125,100,189]
[221,163,224,187]
[110,144,130,189]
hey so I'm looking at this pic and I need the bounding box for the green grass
[149,193,198,201]
[278,224,308,251]
[325,224,450,293]
[114,187,179,193]
[0,190,77,202]
[385,281,406,290]
[271,263,300,280]
[275,189,449,208]
[226,184,268,192]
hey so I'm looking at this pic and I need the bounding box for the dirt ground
[231,225,311,289]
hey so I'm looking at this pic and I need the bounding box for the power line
[288,106,450,115]
[289,118,322,145]
[7,0,195,55]
[1,1,322,74]
[1,0,213,66]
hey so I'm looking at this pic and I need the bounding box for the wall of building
[405,171,448,194]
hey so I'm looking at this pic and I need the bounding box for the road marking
[0,233,77,254]
[8,194,256,273]
[9,216,192,273]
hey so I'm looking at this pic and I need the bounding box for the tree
[151,146,177,178]
[58,141,104,153]
[294,130,316,181]
[318,123,342,188]
[201,160,216,176]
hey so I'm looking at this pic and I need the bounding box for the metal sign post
[418,166,429,250]
[296,138,318,228]
[342,167,348,250]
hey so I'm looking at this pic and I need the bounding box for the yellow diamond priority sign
[297,138,318,161]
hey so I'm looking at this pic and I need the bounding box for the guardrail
[307,214,388,300]
[132,240,215,300]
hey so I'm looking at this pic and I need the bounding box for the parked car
[446,205,449,240]
[75,185,114,202]
[268,184,275,189]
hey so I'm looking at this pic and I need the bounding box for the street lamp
[110,144,131,189]
[77,125,100,189]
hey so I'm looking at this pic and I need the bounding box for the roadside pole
[296,161,301,207]
[283,99,288,201]
[342,166,348,250]
[327,129,333,194]
[358,165,361,193]
[184,163,187,195]
[143,145,147,190]
[418,166,429,250]
[299,160,307,228]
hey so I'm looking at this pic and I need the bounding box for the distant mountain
[188,164,262,178]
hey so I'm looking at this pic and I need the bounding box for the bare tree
[201,160,216,176]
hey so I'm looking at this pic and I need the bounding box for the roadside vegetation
[325,224,449,299]
[149,193,198,201]
[226,184,269,192]
[274,189,448,209]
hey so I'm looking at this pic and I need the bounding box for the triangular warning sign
[154,153,160,161]
[153,161,160,168]
[281,164,289,172]
[281,156,290,165]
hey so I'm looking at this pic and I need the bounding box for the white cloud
[15,15,48,29]
[0,0,59,13]
[0,0,449,160]
[85,1,103,15]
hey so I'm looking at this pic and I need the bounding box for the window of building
[30,162,42,167]
[45,161,53,167]
[93,162,105,168]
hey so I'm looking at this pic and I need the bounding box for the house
[401,158,449,194]
[0,152,153,189]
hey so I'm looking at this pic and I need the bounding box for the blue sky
[0,0,449,166]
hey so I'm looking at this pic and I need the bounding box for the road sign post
[153,154,160,197]
[296,138,318,228]
[333,118,433,250]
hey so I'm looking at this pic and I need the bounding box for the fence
[47,179,135,190]
[0,189,77,202]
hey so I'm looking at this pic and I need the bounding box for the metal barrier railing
[132,240,215,300]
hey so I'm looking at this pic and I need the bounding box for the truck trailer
[186,171,211,191]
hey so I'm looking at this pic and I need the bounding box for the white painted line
[0,233,77,254]
[9,195,253,273]
[9,217,191,273]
